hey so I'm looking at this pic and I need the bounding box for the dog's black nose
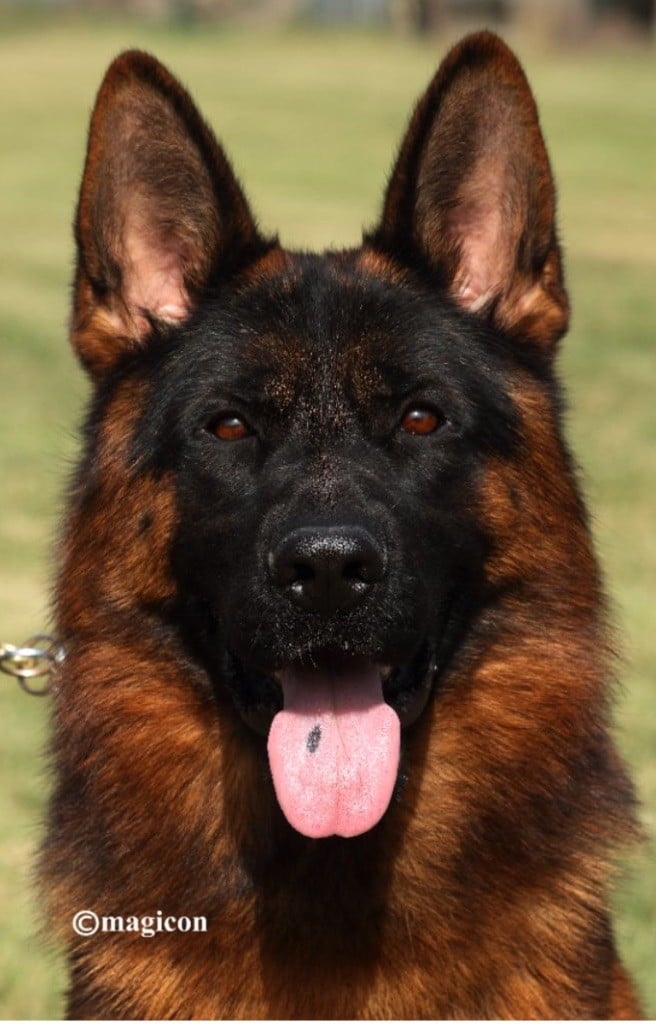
[270,525,386,615]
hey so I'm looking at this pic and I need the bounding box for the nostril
[292,562,314,583]
[276,559,315,587]
[343,550,385,585]
[343,560,372,583]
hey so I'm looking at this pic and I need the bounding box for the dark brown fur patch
[57,380,176,631]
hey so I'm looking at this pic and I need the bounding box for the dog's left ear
[370,32,568,349]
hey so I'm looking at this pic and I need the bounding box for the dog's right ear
[72,50,271,378]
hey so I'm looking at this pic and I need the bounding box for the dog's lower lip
[222,645,437,735]
[381,642,436,728]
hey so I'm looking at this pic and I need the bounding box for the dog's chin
[221,640,439,738]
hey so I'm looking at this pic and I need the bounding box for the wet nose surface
[270,525,386,615]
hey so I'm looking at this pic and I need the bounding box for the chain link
[0,634,65,696]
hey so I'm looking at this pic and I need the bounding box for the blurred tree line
[71,0,656,39]
[390,0,654,38]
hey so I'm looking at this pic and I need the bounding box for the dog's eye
[208,414,252,441]
[400,406,444,436]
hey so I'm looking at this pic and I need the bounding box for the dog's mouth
[222,642,438,840]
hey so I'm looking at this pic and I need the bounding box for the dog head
[65,34,573,839]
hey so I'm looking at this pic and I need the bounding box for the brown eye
[401,406,443,436]
[210,414,251,441]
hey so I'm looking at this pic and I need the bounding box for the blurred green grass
[0,13,654,1018]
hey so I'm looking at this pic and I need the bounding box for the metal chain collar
[0,634,65,696]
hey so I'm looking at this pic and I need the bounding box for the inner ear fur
[73,50,272,376]
[369,32,569,349]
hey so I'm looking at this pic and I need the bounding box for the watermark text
[72,909,208,939]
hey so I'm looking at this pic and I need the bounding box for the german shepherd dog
[40,32,642,1019]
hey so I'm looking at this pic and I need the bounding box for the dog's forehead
[238,324,389,412]
[221,253,432,402]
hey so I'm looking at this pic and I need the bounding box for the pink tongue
[267,663,400,839]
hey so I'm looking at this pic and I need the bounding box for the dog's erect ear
[369,32,568,348]
[72,50,271,376]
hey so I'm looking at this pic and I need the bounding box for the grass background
[0,11,654,1018]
